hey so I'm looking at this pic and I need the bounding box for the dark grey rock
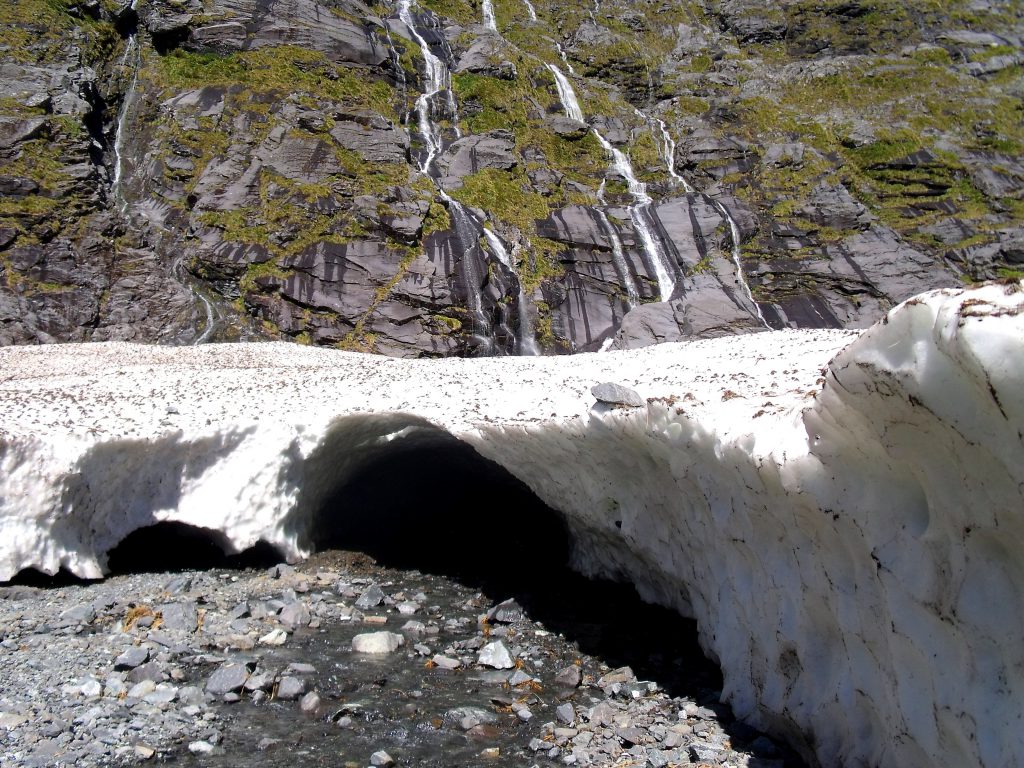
[554,665,582,687]
[158,603,198,633]
[128,661,165,684]
[278,601,311,629]
[456,37,516,79]
[439,130,518,180]
[60,604,96,624]
[329,112,409,164]
[689,744,726,762]
[114,647,150,670]
[0,117,47,150]
[556,703,576,725]
[549,116,589,138]
[205,663,249,696]
[276,676,306,700]
[486,598,523,624]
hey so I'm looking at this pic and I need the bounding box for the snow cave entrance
[307,426,725,700]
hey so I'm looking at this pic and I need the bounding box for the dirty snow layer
[1,282,1022,768]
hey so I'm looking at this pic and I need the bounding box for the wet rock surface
[0,552,803,767]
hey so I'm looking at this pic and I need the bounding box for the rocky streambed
[0,551,801,768]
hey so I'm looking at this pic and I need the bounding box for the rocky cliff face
[1,0,1021,354]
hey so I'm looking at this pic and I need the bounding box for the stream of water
[399,0,541,354]
[644,113,771,328]
[111,35,139,214]
[482,0,497,31]
[549,65,677,302]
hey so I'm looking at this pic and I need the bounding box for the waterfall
[556,43,577,76]
[482,0,497,31]
[398,0,451,174]
[522,0,537,21]
[111,35,140,212]
[596,210,639,308]
[592,133,675,301]
[548,64,675,301]
[547,64,584,122]
[383,25,407,101]
[482,228,541,355]
[644,112,771,328]
[444,193,494,352]
[399,0,545,354]
[649,114,688,190]
[714,201,771,329]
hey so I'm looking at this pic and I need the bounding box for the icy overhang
[0,281,1022,768]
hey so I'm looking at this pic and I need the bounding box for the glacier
[0,281,1022,768]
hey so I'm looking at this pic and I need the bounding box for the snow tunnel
[303,423,571,582]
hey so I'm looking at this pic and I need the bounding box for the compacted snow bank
[1,282,1022,768]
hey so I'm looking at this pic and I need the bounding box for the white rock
[351,631,404,654]
[477,640,515,669]
[0,283,1021,768]
[258,629,288,646]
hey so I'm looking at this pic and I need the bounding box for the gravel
[0,552,803,767]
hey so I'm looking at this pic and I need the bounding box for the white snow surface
[1,283,1023,768]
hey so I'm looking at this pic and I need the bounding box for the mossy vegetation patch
[153,47,398,117]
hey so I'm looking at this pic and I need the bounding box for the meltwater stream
[482,0,497,31]
[111,29,218,344]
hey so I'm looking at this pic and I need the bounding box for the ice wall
[0,282,1021,767]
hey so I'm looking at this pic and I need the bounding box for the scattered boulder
[591,382,644,407]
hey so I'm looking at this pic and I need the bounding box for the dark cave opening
[105,521,283,575]
[310,435,809,762]
[310,432,727,701]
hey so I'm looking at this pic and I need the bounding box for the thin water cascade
[397,0,457,174]
[591,131,675,301]
[482,0,497,31]
[111,35,140,212]
[523,0,537,21]
[112,30,217,344]
[444,193,494,353]
[596,209,639,307]
[482,228,541,355]
[548,64,675,301]
[399,0,544,354]
[715,203,771,329]
[555,43,577,76]
[383,26,407,101]
[644,113,771,328]
[547,64,584,122]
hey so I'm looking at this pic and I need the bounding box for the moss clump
[451,168,548,235]
[153,47,397,116]
[421,0,477,26]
